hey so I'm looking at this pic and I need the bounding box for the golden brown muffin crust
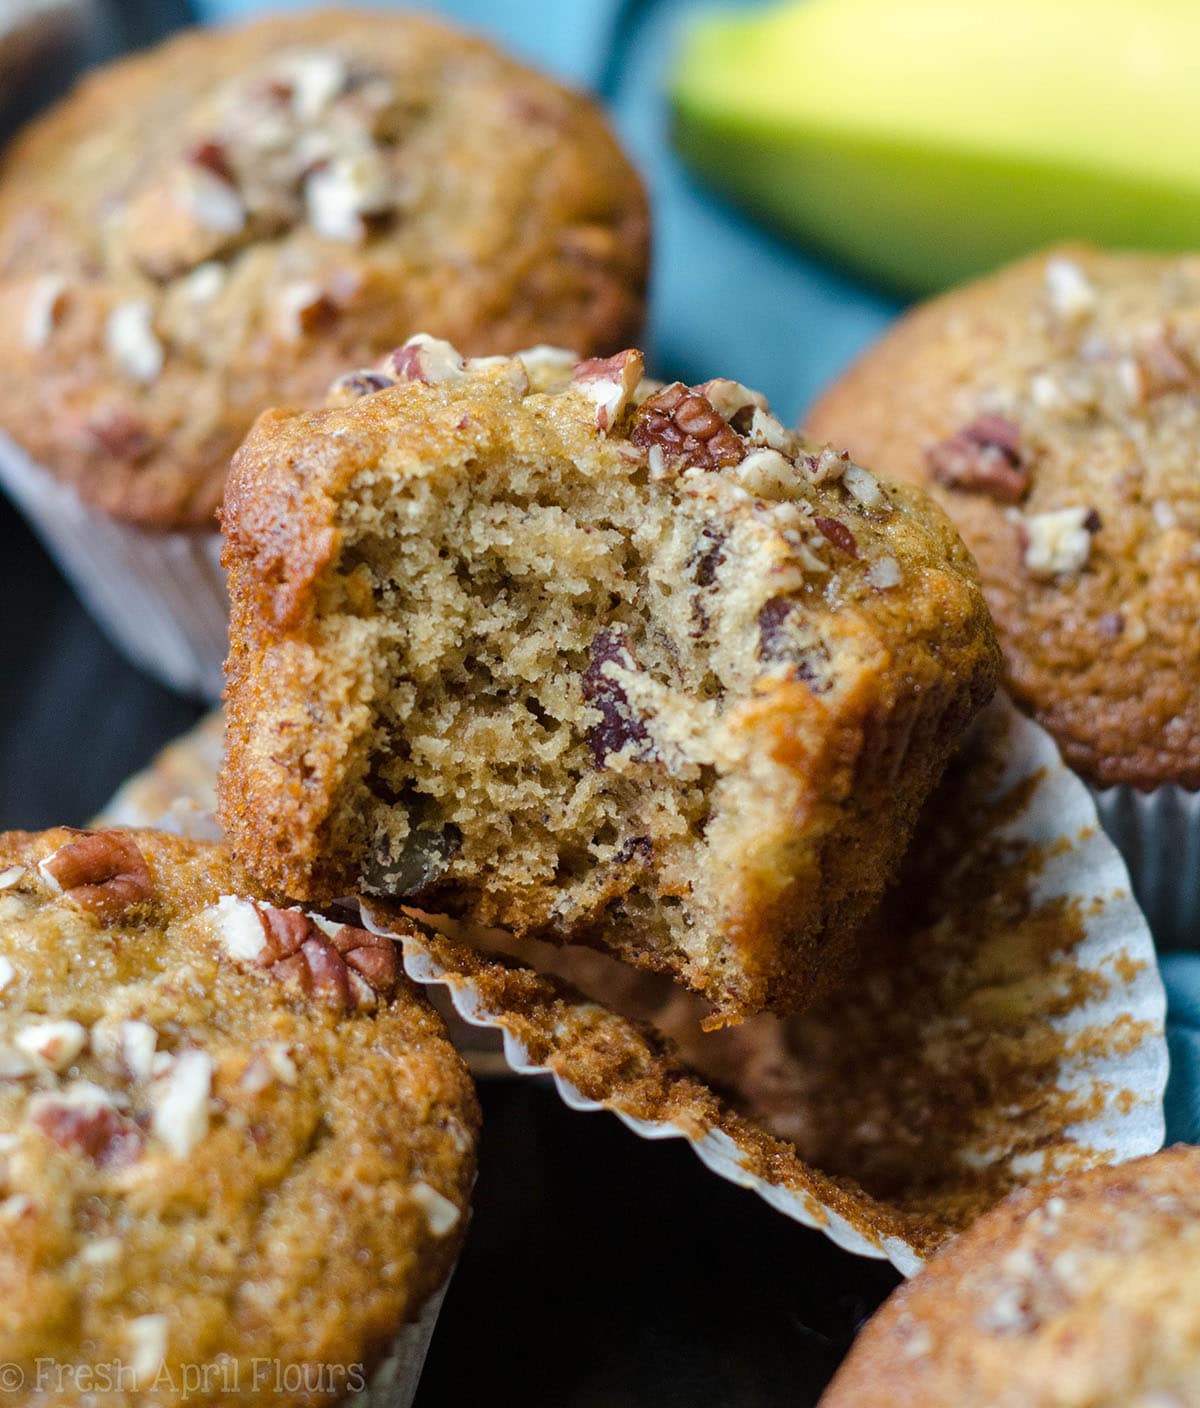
[821,1146,1200,1408]
[808,245,1200,788]
[219,343,998,1023]
[0,827,478,1406]
[0,9,649,528]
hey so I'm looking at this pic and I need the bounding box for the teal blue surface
[196,0,1195,1146]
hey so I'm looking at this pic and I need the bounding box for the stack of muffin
[0,9,1196,1407]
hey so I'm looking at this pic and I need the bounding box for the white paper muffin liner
[1092,783,1200,951]
[348,1278,449,1408]
[358,694,1167,1274]
[0,428,226,700]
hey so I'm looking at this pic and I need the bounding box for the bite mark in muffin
[219,339,999,1024]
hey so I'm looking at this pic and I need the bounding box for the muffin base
[1093,784,1200,950]
[0,428,226,699]
[349,1279,450,1408]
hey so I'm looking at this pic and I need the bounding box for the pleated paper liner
[0,428,227,700]
[358,694,1167,1270]
[349,1279,450,1408]
[97,694,1168,1269]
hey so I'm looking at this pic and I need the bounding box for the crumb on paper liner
[97,694,1168,1273]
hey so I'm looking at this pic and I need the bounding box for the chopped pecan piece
[385,335,467,386]
[186,139,236,185]
[572,349,645,431]
[757,597,831,689]
[330,368,396,399]
[927,415,1029,502]
[278,282,338,340]
[581,629,652,768]
[614,834,653,865]
[1120,329,1198,404]
[696,378,768,425]
[812,516,859,557]
[630,383,746,473]
[38,832,152,920]
[29,1086,143,1167]
[212,899,398,1012]
[23,273,68,350]
[1020,505,1100,579]
[87,408,154,462]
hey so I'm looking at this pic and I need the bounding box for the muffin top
[0,8,649,528]
[821,1146,1200,1408]
[0,827,478,1405]
[808,246,1200,788]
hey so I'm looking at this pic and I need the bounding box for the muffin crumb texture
[0,827,478,1405]
[808,245,1200,787]
[220,339,999,1024]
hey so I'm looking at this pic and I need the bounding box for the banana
[671,0,1200,294]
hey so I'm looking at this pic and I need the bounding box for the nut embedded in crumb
[15,1019,87,1071]
[22,273,67,350]
[104,301,164,384]
[150,1048,212,1158]
[1044,256,1097,323]
[220,339,999,1022]
[1021,505,1100,579]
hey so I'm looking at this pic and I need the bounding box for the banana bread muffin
[0,826,478,1405]
[820,1146,1200,1407]
[0,7,647,527]
[0,7,648,695]
[220,338,999,1025]
[808,246,1200,790]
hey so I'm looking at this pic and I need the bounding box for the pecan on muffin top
[0,8,649,527]
[809,246,1200,788]
[0,827,478,1405]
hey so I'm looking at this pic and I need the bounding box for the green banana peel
[671,0,1200,294]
